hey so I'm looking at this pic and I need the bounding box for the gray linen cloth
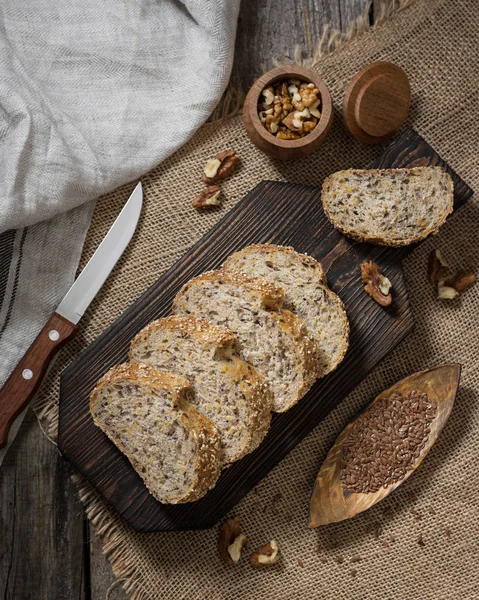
[0,0,240,460]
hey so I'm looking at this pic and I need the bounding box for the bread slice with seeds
[321,167,454,246]
[90,363,221,504]
[172,270,320,413]
[223,244,349,377]
[129,315,272,464]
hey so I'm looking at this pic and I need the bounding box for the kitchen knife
[0,182,143,449]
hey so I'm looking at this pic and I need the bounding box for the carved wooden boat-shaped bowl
[309,364,461,527]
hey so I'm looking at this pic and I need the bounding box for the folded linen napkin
[0,0,240,460]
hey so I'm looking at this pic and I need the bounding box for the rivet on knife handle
[0,312,76,448]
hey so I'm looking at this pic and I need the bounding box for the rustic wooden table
[0,1,376,598]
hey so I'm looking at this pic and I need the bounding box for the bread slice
[90,363,221,504]
[129,315,272,464]
[321,167,454,246]
[172,270,320,413]
[223,244,349,377]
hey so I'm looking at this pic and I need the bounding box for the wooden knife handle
[0,312,76,449]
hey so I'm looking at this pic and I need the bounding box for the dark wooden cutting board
[58,129,472,532]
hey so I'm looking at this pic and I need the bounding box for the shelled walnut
[201,150,239,184]
[193,149,239,210]
[361,261,393,307]
[258,79,321,138]
[192,185,221,209]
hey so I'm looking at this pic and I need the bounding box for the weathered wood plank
[232,0,370,91]
[0,411,86,600]
[89,526,126,600]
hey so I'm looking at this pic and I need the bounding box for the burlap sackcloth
[34,1,478,598]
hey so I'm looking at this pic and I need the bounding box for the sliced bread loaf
[223,244,349,377]
[90,363,221,504]
[129,315,272,464]
[172,270,320,413]
[321,167,454,246]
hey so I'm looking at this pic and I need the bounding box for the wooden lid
[343,61,411,144]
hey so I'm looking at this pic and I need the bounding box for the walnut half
[427,249,476,300]
[201,150,239,184]
[360,261,393,307]
[192,185,222,209]
[249,540,280,568]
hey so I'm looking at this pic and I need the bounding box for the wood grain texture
[0,411,86,600]
[242,65,334,159]
[0,313,76,449]
[58,129,472,532]
[343,61,411,144]
[88,526,124,600]
[232,0,372,91]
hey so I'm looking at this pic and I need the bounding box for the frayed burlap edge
[208,0,414,122]
[28,2,419,599]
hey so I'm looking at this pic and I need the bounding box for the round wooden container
[242,65,334,160]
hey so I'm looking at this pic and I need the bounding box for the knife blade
[0,182,143,450]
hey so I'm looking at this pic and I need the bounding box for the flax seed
[340,390,436,493]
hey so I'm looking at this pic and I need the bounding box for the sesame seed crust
[131,315,237,351]
[173,269,285,312]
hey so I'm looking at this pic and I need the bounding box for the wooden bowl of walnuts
[242,65,333,160]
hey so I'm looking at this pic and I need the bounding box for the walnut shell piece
[249,540,280,568]
[360,261,393,307]
[201,150,239,184]
[193,185,222,209]
[218,517,242,564]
